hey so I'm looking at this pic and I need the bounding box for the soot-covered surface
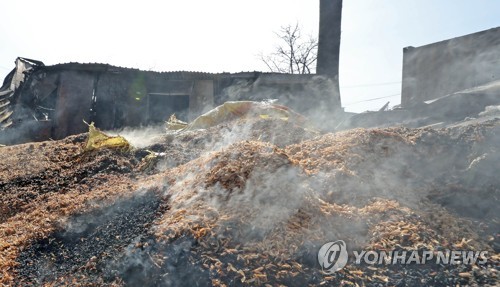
[16,191,165,286]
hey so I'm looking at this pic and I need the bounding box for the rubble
[0,113,498,286]
[338,81,500,130]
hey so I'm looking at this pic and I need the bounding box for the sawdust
[0,117,498,286]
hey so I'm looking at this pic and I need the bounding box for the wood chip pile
[0,117,498,286]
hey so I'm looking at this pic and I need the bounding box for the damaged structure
[341,27,500,129]
[0,58,339,144]
[0,1,345,145]
[402,27,500,107]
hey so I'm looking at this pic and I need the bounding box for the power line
[343,93,400,106]
[341,81,401,89]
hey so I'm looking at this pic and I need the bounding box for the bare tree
[260,24,318,74]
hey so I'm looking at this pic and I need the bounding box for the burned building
[401,26,500,107]
[0,1,348,144]
[338,27,500,130]
[0,58,340,144]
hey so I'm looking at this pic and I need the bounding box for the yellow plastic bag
[84,122,131,152]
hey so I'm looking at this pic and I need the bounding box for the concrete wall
[401,27,500,107]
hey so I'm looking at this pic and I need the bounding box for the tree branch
[259,23,318,74]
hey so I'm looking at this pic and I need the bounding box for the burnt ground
[15,191,166,286]
[1,118,499,286]
[15,190,213,286]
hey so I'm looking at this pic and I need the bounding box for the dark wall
[53,71,94,139]
[402,27,500,107]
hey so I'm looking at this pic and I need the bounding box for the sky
[0,0,499,113]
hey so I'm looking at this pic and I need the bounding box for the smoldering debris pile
[0,115,499,286]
